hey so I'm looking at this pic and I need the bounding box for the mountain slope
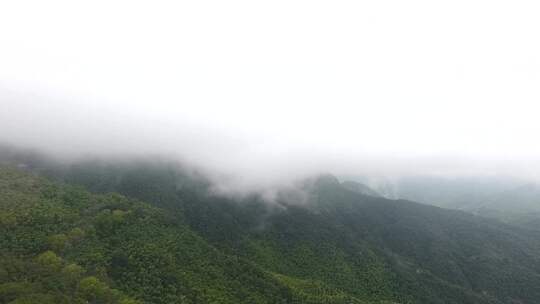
[56,161,540,304]
[1,166,379,304]
[340,180,381,197]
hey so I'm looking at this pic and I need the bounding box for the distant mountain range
[343,174,540,225]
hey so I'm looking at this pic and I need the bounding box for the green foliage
[59,161,540,304]
[36,251,63,272]
[4,160,540,304]
[0,167,296,304]
[79,276,117,303]
[61,263,85,286]
[47,234,68,252]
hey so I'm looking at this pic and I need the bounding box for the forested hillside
[2,0,538,303]
[0,167,376,304]
[59,161,540,303]
[3,158,540,303]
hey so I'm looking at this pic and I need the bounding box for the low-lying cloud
[2,1,540,191]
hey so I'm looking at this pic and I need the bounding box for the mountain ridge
[3,151,540,303]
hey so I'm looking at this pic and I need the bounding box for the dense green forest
[0,166,388,304]
[2,151,540,303]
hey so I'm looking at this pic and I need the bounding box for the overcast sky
[1,1,540,184]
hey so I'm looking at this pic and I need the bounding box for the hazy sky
[1,1,540,184]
